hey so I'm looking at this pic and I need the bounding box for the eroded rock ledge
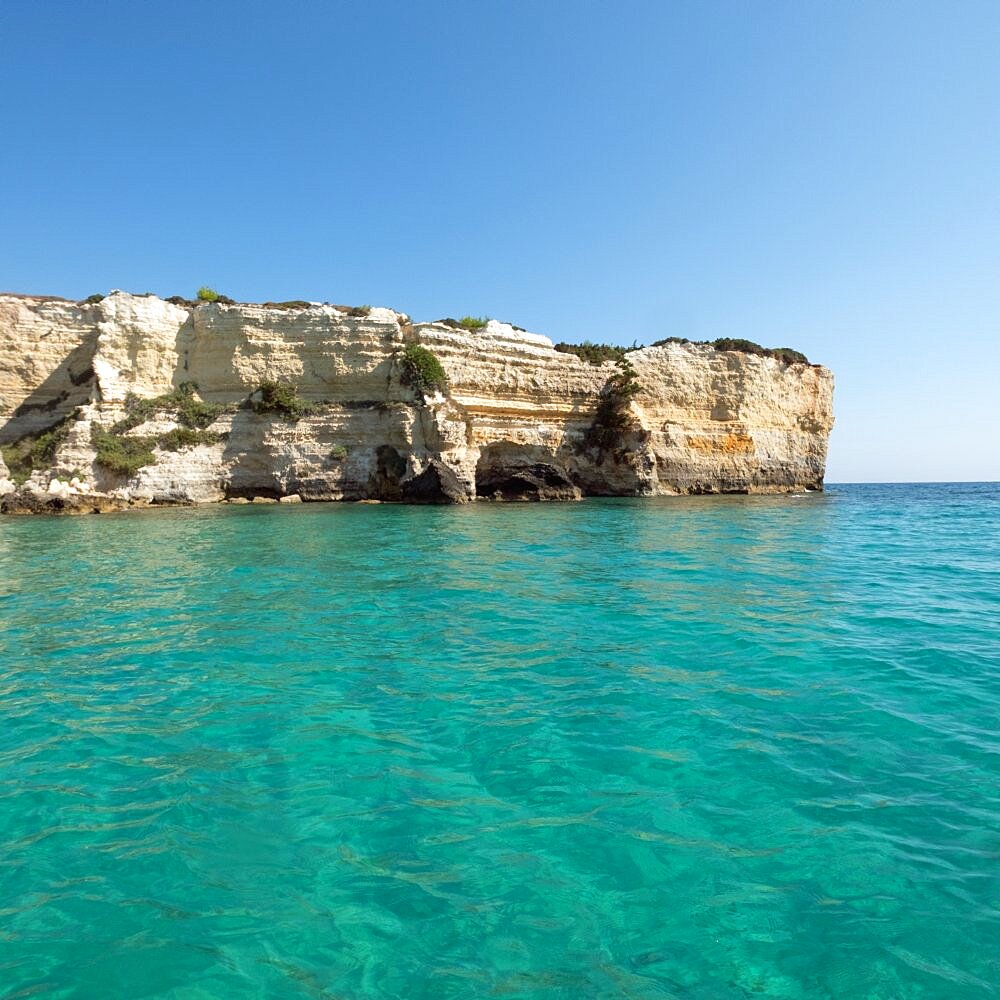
[0,292,834,512]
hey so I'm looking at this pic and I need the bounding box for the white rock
[0,292,834,503]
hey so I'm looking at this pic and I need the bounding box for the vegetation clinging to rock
[1,414,77,485]
[649,336,810,365]
[156,428,221,451]
[92,423,223,477]
[711,337,772,356]
[196,287,235,305]
[91,384,229,477]
[555,335,810,366]
[248,381,316,420]
[554,341,628,365]
[585,357,643,452]
[767,347,809,365]
[113,383,229,435]
[0,386,231,483]
[91,427,156,477]
[400,344,448,400]
[437,316,490,331]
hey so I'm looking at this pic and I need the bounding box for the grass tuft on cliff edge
[195,287,235,305]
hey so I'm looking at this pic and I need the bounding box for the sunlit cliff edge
[0,291,833,511]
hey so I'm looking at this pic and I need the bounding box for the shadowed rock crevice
[476,462,580,501]
[475,443,581,501]
[401,459,471,504]
[369,444,407,500]
[1,332,99,444]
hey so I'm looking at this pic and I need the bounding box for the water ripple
[0,484,998,998]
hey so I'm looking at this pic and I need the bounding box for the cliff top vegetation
[556,337,809,366]
[45,290,816,365]
[649,337,809,365]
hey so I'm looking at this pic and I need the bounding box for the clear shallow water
[1,484,998,1000]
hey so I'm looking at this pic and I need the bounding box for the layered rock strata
[0,292,833,509]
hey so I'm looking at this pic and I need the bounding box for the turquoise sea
[1,483,998,999]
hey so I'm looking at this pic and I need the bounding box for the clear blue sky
[2,1,997,482]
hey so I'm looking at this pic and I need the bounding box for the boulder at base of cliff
[400,460,471,504]
[476,462,582,502]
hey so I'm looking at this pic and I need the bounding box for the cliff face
[0,292,833,507]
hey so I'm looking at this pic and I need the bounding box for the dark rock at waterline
[400,459,471,504]
[0,488,140,515]
[476,462,581,502]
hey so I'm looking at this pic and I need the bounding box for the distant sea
[1,483,997,999]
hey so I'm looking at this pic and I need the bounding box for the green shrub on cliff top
[647,336,809,365]
[768,347,809,365]
[710,338,810,364]
[458,316,489,331]
[711,337,768,356]
[400,344,448,399]
[197,286,220,302]
[554,341,627,366]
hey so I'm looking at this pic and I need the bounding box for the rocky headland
[0,291,834,513]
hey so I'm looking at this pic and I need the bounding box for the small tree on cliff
[584,357,642,452]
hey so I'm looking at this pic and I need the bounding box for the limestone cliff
[0,291,833,509]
